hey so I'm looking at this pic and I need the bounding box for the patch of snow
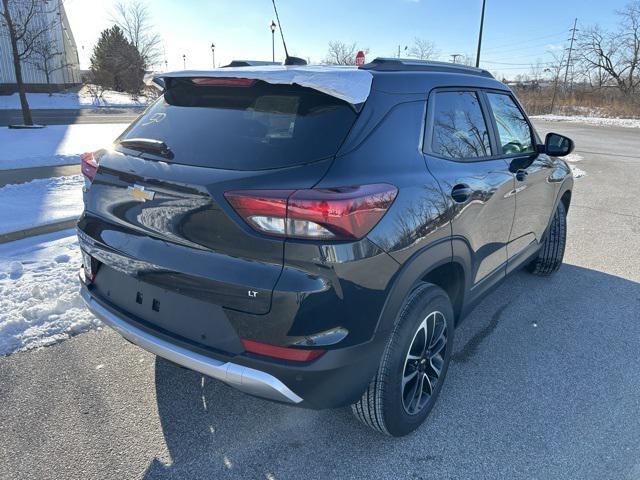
[0,123,127,170]
[0,230,100,356]
[0,175,83,235]
[0,86,152,110]
[564,153,583,163]
[532,114,640,129]
[570,165,587,178]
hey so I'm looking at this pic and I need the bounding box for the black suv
[78,58,574,436]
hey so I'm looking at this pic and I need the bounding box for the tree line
[0,0,160,126]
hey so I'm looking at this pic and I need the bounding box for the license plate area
[93,265,244,355]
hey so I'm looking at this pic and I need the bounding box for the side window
[431,91,492,160]
[486,93,534,155]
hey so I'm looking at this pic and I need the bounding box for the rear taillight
[224,184,397,241]
[241,339,325,362]
[80,151,99,183]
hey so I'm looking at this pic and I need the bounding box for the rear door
[80,78,358,315]
[423,89,516,298]
[483,91,556,270]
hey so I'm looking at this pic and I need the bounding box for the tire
[527,201,567,276]
[351,283,454,437]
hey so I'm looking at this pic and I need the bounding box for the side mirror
[544,132,574,157]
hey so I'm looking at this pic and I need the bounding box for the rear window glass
[431,91,492,160]
[120,79,358,170]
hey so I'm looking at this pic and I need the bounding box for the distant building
[0,0,80,93]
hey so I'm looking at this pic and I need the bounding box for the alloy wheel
[401,311,448,415]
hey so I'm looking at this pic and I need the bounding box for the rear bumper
[80,284,387,409]
[80,287,303,404]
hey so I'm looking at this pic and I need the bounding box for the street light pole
[182,54,186,69]
[270,20,277,62]
[475,0,486,68]
[211,43,215,68]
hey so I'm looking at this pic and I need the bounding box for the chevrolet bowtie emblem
[127,184,155,202]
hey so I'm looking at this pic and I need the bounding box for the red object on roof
[355,51,366,67]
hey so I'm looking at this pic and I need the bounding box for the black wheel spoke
[402,368,418,390]
[423,372,433,396]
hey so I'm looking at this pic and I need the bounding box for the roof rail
[359,57,494,78]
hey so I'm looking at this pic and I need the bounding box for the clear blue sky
[65,0,628,78]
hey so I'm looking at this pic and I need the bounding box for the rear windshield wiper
[118,138,174,159]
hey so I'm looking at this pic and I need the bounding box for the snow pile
[0,86,152,109]
[570,165,587,178]
[532,114,640,129]
[0,175,83,235]
[0,123,127,169]
[564,153,583,163]
[0,230,100,356]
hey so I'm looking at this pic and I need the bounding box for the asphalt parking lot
[1,120,639,480]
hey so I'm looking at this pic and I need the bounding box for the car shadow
[143,264,640,479]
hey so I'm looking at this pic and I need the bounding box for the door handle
[451,184,473,203]
[516,170,528,182]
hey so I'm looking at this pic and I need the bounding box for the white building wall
[0,0,80,86]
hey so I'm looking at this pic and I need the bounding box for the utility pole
[270,20,277,62]
[563,18,578,91]
[397,45,407,58]
[450,54,462,64]
[475,0,486,68]
[182,54,186,69]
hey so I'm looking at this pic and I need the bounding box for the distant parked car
[78,58,574,436]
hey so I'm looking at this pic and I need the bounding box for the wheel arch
[375,239,469,336]
[560,188,572,213]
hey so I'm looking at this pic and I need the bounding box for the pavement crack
[452,302,510,364]
[571,204,640,220]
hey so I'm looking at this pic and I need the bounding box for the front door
[483,91,557,270]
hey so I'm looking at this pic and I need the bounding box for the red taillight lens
[80,151,99,183]
[191,77,256,87]
[224,184,397,241]
[241,339,325,362]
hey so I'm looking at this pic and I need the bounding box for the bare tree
[408,38,439,60]
[545,50,567,113]
[111,0,162,69]
[578,2,640,96]
[529,59,546,83]
[0,0,59,125]
[26,38,70,95]
[324,41,368,65]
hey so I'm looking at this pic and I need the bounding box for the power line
[480,30,567,53]
[479,40,566,56]
[481,60,554,66]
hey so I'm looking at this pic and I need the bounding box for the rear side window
[431,91,492,160]
[121,79,358,170]
[486,93,534,155]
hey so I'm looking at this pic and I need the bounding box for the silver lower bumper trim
[80,288,303,404]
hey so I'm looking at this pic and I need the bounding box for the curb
[0,219,77,244]
[0,164,80,187]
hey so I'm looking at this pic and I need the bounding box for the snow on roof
[154,65,374,104]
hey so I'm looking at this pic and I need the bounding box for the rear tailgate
[80,78,358,317]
